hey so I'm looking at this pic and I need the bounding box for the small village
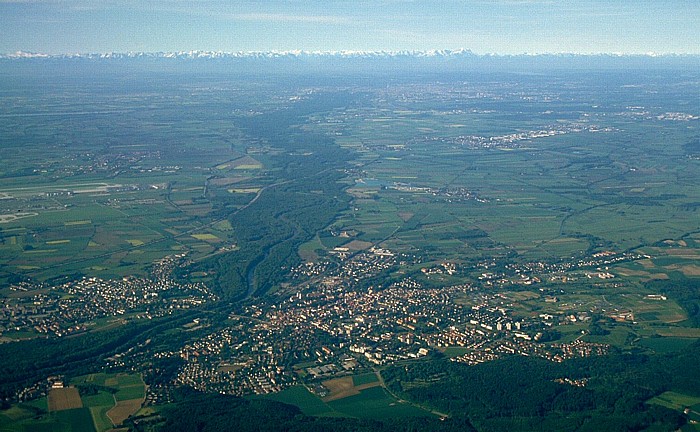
[0,254,215,338]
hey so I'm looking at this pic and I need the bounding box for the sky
[0,0,698,55]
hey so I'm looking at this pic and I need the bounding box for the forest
[132,388,477,432]
[382,343,700,431]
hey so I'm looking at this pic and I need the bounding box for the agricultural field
[352,372,380,386]
[322,375,381,402]
[1,69,697,297]
[48,388,83,411]
[639,337,699,353]
[258,372,432,420]
[0,373,145,432]
[326,386,432,419]
[330,117,700,264]
[0,80,260,285]
[648,392,700,420]
[256,386,334,417]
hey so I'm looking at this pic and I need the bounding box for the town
[105,248,635,402]
[5,241,656,404]
[0,254,215,339]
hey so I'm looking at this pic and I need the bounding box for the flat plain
[0,65,698,431]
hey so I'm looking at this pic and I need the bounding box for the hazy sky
[1,0,698,55]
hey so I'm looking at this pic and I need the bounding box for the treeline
[382,343,700,431]
[131,388,477,432]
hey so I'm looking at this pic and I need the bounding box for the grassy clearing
[53,408,96,432]
[227,188,261,193]
[327,386,431,419]
[114,386,145,402]
[80,393,114,409]
[441,347,470,358]
[656,328,700,338]
[343,240,374,251]
[64,220,91,226]
[583,326,634,346]
[21,398,48,413]
[648,392,700,410]
[257,386,332,417]
[116,374,144,387]
[88,405,114,432]
[213,220,233,231]
[352,372,380,386]
[191,233,220,241]
[0,406,35,422]
[638,337,698,353]
[46,240,71,245]
[74,374,107,386]
[298,235,324,261]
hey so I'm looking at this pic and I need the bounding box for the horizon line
[2,49,700,59]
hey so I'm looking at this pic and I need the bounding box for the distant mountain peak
[0,49,480,60]
[1,50,697,72]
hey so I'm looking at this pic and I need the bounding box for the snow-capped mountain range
[1,50,697,73]
[1,49,696,60]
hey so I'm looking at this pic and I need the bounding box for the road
[373,368,450,420]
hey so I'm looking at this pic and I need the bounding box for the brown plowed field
[48,387,83,411]
[322,376,381,402]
